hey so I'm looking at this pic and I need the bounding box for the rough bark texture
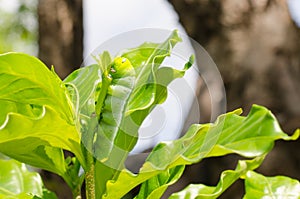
[167,0,300,198]
[38,1,83,198]
[38,0,83,79]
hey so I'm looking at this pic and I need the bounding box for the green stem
[82,123,97,199]
[85,153,96,199]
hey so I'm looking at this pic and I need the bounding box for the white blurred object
[288,0,300,27]
[83,0,185,57]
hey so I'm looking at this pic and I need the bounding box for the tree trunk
[167,0,300,198]
[38,0,83,79]
[38,0,83,198]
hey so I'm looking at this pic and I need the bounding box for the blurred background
[0,0,299,198]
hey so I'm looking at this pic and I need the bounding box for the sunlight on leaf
[103,105,299,199]
[243,171,300,199]
[0,53,83,176]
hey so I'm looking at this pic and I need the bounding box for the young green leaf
[169,156,265,199]
[0,159,58,199]
[63,64,100,115]
[102,105,299,199]
[122,30,182,115]
[243,171,300,199]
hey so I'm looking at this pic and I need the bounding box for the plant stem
[85,152,96,199]
[81,114,99,199]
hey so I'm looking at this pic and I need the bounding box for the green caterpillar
[93,56,136,164]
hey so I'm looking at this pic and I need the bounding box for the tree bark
[38,1,83,198]
[38,0,83,79]
[167,0,300,197]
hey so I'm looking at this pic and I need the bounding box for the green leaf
[135,166,185,199]
[133,57,194,199]
[152,57,193,105]
[102,105,299,199]
[0,159,58,199]
[169,156,265,199]
[0,53,83,176]
[63,64,100,115]
[243,171,300,199]
[123,30,182,114]
[96,51,112,74]
[0,103,83,171]
[0,52,73,122]
[63,63,102,173]
[1,145,65,177]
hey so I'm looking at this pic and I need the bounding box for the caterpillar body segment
[94,57,136,165]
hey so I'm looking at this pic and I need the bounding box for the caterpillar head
[110,57,134,78]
